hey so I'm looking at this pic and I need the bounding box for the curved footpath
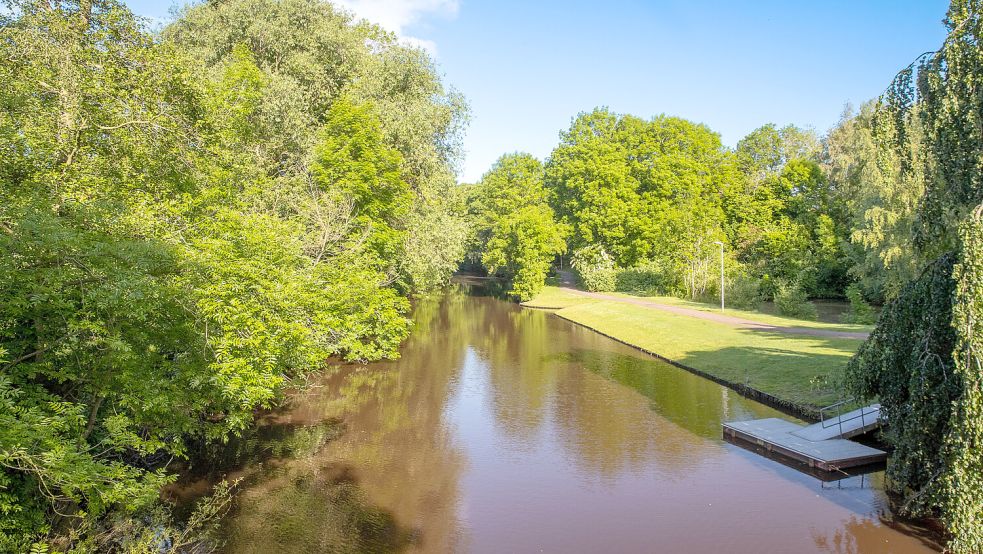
[559,288,870,340]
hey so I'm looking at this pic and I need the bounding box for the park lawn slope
[607,292,875,334]
[553,299,863,410]
[521,286,601,309]
[529,286,873,334]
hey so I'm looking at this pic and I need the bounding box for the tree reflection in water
[200,283,939,553]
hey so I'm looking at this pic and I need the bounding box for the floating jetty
[722,403,886,471]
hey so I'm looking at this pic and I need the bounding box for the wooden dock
[722,417,887,471]
[793,403,882,441]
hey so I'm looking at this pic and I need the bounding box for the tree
[483,205,567,301]
[165,0,469,293]
[473,152,551,227]
[846,256,959,530]
[726,121,853,299]
[545,109,734,280]
[1,2,213,546]
[0,0,459,548]
[469,153,567,300]
[823,102,923,302]
[545,109,641,262]
[847,2,983,550]
[736,123,820,186]
[312,98,412,267]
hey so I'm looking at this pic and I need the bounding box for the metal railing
[819,398,881,438]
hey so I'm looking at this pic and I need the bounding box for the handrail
[820,398,856,413]
[819,398,881,437]
[819,398,855,426]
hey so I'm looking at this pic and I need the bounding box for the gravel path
[561,288,870,340]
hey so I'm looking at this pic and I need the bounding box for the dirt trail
[561,287,870,340]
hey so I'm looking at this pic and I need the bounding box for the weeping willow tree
[944,208,983,551]
[846,1,982,550]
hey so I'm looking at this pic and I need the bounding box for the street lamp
[713,241,724,312]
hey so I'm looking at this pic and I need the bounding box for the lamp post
[713,241,724,312]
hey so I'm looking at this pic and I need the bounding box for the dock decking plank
[722,418,887,471]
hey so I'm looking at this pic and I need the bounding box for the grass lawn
[526,287,866,410]
[520,286,601,309]
[607,292,875,334]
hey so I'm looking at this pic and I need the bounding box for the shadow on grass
[676,342,854,409]
[733,323,867,348]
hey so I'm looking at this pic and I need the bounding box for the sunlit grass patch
[554,300,863,409]
[606,293,875,333]
[521,286,599,309]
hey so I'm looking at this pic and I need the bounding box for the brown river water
[172,282,940,553]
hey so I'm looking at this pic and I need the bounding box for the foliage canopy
[0,0,467,549]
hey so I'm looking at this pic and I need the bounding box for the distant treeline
[464,103,938,313]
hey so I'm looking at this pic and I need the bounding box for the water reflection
[199,283,937,553]
[811,515,941,554]
[565,347,777,437]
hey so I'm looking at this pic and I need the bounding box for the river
[174,282,939,553]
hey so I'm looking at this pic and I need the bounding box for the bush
[615,260,681,295]
[726,274,764,310]
[774,280,818,320]
[759,273,777,299]
[571,245,616,292]
[841,283,876,324]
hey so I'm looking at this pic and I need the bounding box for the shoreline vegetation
[0,1,468,551]
[1,0,980,551]
[522,285,865,419]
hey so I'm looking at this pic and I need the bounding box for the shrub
[726,274,764,310]
[841,283,876,324]
[615,260,681,295]
[774,280,818,320]
[759,274,777,299]
[571,245,616,292]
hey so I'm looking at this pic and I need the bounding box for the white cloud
[335,0,458,55]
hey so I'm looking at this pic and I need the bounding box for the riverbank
[190,285,938,553]
[523,286,868,418]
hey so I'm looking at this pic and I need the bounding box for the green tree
[165,0,469,293]
[847,2,983,550]
[312,98,412,267]
[482,205,567,301]
[473,152,551,227]
[0,0,454,549]
[735,123,820,186]
[545,109,641,263]
[545,109,735,291]
[470,153,567,300]
[823,102,923,301]
[729,120,852,299]
[846,255,959,526]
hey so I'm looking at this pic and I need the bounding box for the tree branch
[82,395,105,440]
[96,120,153,131]
[2,343,58,371]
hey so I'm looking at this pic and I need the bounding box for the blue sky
[125,1,950,182]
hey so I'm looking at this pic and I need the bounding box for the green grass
[551,298,864,409]
[607,292,875,333]
[528,286,873,333]
[521,286,600,309]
